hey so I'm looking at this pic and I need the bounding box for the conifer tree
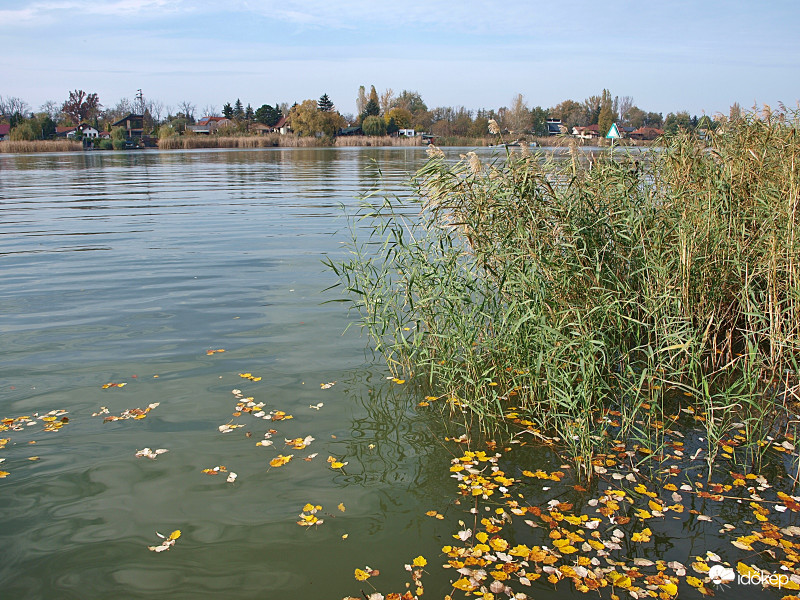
[318,93,334,112]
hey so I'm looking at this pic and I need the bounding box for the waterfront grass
[331,112,800,477]
[0,139,83,153]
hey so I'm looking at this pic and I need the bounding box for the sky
[2,0,799,119]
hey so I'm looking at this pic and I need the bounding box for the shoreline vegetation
[0,134,658,154]
[332,110,800,599]
[332,109,799,475]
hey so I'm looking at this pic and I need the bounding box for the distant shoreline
[0,135,658,154]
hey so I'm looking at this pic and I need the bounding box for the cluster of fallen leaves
[432,439,800,598]
[344,391,800,600]
[0,410,69,477]
[93,402,159,422]
[148,529,181,552]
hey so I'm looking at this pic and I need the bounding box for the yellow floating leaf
[736,562,760,578]
[338,503,346,512]
[0,471,9,478]
[489,538,508,552]
[412,555,427,567]
[327,455,348,469]
[269,454,293,468]
[686,576,703,588]
[452,578,477,592]
[632,528,652,543]
[168,530,181,540]
[354,568,370,581]
[659,582,678,596]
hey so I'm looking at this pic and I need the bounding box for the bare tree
[201,104,220,118]
[147,99,165,124]
[615,96,634,125]
[39,100,61,122]
[177,100,196,122]
[0,95,31,118]
[379,88,395,115]
[104,98,133,123]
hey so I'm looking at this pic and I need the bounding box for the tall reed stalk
[330,112,800,476]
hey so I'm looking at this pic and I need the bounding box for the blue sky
[2,0,798,118]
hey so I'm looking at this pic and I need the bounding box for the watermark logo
[709,564,790,590]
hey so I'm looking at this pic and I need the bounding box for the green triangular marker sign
[606,123,621,139]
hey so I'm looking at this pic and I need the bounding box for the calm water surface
[0,147,468,600]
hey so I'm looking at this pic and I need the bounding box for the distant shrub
[158,124,176,139]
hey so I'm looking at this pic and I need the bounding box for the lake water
[0,147,474,600]
[2,146,777,600]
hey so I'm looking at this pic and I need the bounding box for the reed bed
[157,133,427,150]
[334,135,422,147]
[330,112,800,477]
[0,140,83,153]
[157,134,325,149]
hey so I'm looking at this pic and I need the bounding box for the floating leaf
[327,455,348,470]
[270,454,293,468]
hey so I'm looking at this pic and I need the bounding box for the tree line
[0,87,727,143]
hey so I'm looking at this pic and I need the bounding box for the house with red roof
[0,124,10,141]
[187,116,232,134]
[629,127,664,141]
[572,124,600,139]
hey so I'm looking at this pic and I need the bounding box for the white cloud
[3,0,181,23]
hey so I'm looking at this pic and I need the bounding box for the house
[337,126,362,136]
[74,123,99,139]
[249,122,275,135]
[572,124,600,139]
[55,125,77,137]
[274,115,291,135]
[629,127,664,141]
[0,124,10,140]
[398,128,416,137]
[55,123,100,139]
[112,114,144,139]
[187,116,231,134]
[546,118,565,136]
